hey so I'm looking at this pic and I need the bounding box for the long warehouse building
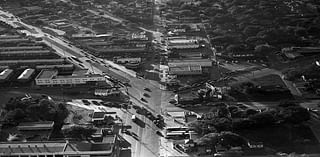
[168,59,212,67]
[0,46,43,51]
[35,69,106,86]
[0,59,66,66]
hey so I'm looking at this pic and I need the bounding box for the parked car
[143,93,150,97]
[140,98,147,102]
[92,101,101,106]
[156,131,164,137]
[82,99,90,105]
[144,87,151,92]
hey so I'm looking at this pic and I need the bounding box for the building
[0,68,13,82]
[35,64,74,71]
[168,65,202,76]
[175,92,200,105]
[168,59,212,68]
[167,39,199,49]
[35,69,106,86]
[205,81,231,99]
[94,88,120,97]
[113,57,141,64]
[0,46,43,51]
[91,111,117,125]
[17,68,35,82]
[17,121,55,141]
[282,47,320,59]
[0,59,66,66]
[0,139,120,157]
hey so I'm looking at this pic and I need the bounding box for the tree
[196,132,220,146]
[279,106,310,124]
[232,118,255,130]
[219,132,248,148]
[249,111,276,126]
[188,120,217,135]
[62,124,97,140]
[4,108,26,125]
[254,44,276,54]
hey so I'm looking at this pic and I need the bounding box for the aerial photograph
[0,0,320,157]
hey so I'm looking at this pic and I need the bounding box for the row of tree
[188,102,310,148]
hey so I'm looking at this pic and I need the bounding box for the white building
[17,68,35,82]
[168,59,212,67]
[35,69,106,86]
[95,88,120,96]
[114,57,141,64]
[0,69,13,82]
[168,65,202,75]
[167,39,199,49]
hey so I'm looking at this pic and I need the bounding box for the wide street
[0,8,177,157]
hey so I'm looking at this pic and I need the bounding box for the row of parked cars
[132,104,165,129]
[82,99,131,109]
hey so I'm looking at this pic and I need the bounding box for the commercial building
[0,68,13,82]
[168,65,202,76]
[94,88,121,97]
[0,50,52,56]
[35,69,106,86]
[91,111,117,125]
[113,57,141,64]
[167,39,199,49]
[168,59,212,68]
[0,59,66,66]
[175,92,200,105]
[17,68,35,82]
[36,64,74,71]
[17,121,55,141]
[0,46,43,51]
[0,139,120,157]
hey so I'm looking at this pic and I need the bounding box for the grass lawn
[236,124,320,153]
[252,74,286,88]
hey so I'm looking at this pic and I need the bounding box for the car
[169,99,176,104]
[82,99,90,105]
[144,87,151,92]
[122,125,132,130]
[133,105,141,110]
[140,98,147,102]
[156,131,164,137]
[92,101,101,106]
[123,130,132,136]
[143,93,150,97]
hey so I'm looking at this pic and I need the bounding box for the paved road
[1,8,173,157]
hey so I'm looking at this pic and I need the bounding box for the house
[185,112,198,123]
[181,139,196,152]
[91,111,116,125]
[205,81,231,99]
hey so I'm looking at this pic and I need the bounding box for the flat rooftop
[0,140,115,155]
[169,58,212,62]
[0,50,50,55]
[17,121,54,131]
[0,59,65,64]
[0,46,43,50]
[17,68,35,80]
[36,69,58,79]
[169,65,201,72]
[0,69,13,80]
[36,69,104,79]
